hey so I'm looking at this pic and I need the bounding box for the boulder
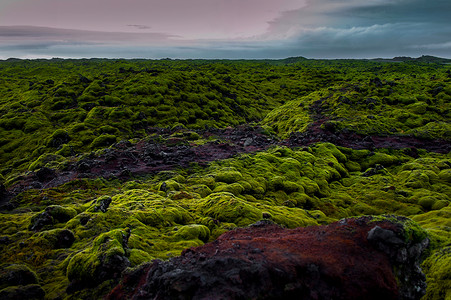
[108,216,428,300]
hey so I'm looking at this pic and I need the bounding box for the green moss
[412,207,451,246]
[431,200,449,211]
[29,205,77,231]
[0,284,45,300]
[213,182,245,196]
[196,192,262,227]
[158,180,182,192]
[128,249,153,267]
[298,177,320,195]
[422,246,451,300]
[261,93,313,138]
[2,59,451,299]
[361,153,404,170]
[345,161,361,172]
[188,184,212,198]
[66,228,130,284]
[214,170,243,184]
[438,169,451,183]
[0,264,39,290]
[260,205,327,228]
[418,196,438,210]
[402,170,432,189]
[268,176,302,194]
[112,190,193,227]
[173,224,210,243]
[28,153,65,171]
[91,134,117,148]
[407,102,428,114]
[46,129,70,148]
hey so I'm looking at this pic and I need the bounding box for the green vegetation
[0,57,450,299]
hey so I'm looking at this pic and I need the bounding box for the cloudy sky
[0,0,450,59]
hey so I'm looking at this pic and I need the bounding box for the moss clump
[91,134,117,148]
[261,93,313,138]
[46,129,71,148]
[89,195,113,213]
[28,153,65,171]
[128,249,153,267]
[173,224,210,243]
[214,170,243,184]
[188,184,213,198]
[159,180,182,192]
[438,169,451,183]
[213,182,245,196]
[268,176,302,194]
[0,284,45,300]
[360,152,405,170]
[421,246,451,300]
[0,264,39,290]
[29,205,77,231]
[66,228,131,285]
[197,192,262,227]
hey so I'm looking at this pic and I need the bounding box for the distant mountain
[371,55,451,63]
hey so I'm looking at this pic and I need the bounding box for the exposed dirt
[3,123,450,204]
[286,124,450,155]
[285,95,451,154]
[107,216,428,300]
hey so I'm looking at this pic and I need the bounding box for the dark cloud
[263,0,451,58]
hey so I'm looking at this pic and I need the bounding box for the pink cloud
[0,0,306,39]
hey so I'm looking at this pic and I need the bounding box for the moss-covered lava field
[0,57,450,299]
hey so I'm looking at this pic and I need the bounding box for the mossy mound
[66,228,131,286]
[263,67,451,141]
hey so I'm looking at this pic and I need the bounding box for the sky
[0,0,450,59]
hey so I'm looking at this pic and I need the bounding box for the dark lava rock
[78,74,92,84]
[55,229,75,249]
[35,167,56,183]
[362,164,386,177]
[370,77,383,87]
[0,236,10,245]
[0,284,45,300]
[67,251,131,295]
[6,125,449,198]
[0,264,39,289]
[338,95,352,104]
[0,264,45,299]
[367,225,429,299]
[94,196,112,213]
[0,183,10,207]
[108,216,428,300]
[28,211,53,231]
[28,205,76,231]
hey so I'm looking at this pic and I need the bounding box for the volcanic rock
[108,216,428,300]
[54,229,75,249]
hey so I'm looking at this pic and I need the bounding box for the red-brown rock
[108,216,428,300]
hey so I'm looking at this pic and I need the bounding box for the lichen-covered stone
[28,205,77,231]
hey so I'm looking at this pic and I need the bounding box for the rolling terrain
[0,57,450,299]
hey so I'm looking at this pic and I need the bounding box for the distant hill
[371,55,451,63]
